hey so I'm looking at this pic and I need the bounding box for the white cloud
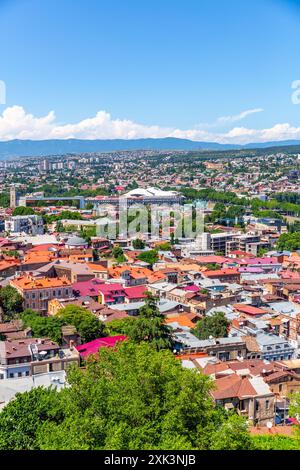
[195,108,264,130]
[0,105,299,145]
[217,108,264,124]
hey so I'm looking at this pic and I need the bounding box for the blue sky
[0,0,300,143]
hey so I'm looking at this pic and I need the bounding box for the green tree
[107,316,137,336]
[20,309,65,344]
[210,413,253,450]
[252,435,300,450]
[112,245,126,263]
[157,242,172,251]
[0,387,65,450]
[0,342,253,450]
[0,286,23,321]
[12,207,36,216]
[137,249,159,266]
[194,312,230,340]
[0,192,9,208]
[128,293,172,351]
[132,239,146,250]
[57,305,106,343]
[277,232,300,252]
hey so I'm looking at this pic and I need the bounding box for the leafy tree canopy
[194,312,230,340]
[126,292,173,351]
[0,342,254,450]
[0,286,23,321]
[137,249,159,266]
[277,232,300,252]
[20,309,65,344]
[132,239,146,250]
[56,305,106,343]
[12,206,36,216]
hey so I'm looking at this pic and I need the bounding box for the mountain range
[0,138,300,159]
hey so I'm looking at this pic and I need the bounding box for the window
[9,373,14,378]
[25,371,29,377]
[18,372,22,377]
[255,401,259,412]
[240,400,247,411]
[279,384,283,392]
[266,400,270,410]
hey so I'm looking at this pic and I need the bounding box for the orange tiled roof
[108,265,153,280]
[0,259,21,271]
[24,251,57,263]
[148,271,167,283]
[175,352,208,360]
[87,263,108,272]
[212,374,257,400]
[165,315,196,329]
[11,275,71,290]
[233,304,268,316]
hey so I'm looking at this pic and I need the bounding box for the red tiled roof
[76,335,127,359]
[72,278,105,297]
[124,286,148,299]
[233,304,268,316]
[212,375,257,400]
[204,268,240,278]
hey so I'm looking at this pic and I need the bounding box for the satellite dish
[267,421,273,430]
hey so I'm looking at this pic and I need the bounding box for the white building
[181,233,213,258]
[5,215,44,235]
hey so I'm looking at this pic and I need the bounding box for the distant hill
[0,137,300,158]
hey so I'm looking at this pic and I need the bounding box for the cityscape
[1,0,300,458]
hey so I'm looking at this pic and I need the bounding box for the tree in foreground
[194,312,230,340]
[0,387,64,450]
[107,316,137,336]
[252,435,300,450]
[0,342,253,450]
[127,292,173,351]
